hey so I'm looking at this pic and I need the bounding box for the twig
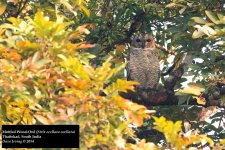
[13,0,29,17]
[218,109,225,128]
[161,63,176,76]
[156,44,175,55]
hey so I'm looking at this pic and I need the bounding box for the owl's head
[131,34,156,50]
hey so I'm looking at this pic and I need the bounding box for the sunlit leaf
[0,3,7,16]
[165,3,176,8]
[59,56,91,81]
[34,114,52,125]
[192,96,206,105]
[192,17,208,24]
[59,0,77,16]
[177,83,205,96]
[193,25,216,37]
[75,0,90,16]
[104,79,138,96]
[205,10,220,24]
[79,4,90,16]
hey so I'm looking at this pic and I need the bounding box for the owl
[127,34,160,89]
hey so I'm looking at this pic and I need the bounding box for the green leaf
[1,103,7,121]
[178,95,191,105]
[188,82,205,89]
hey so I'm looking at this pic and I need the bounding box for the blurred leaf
[34,114,52,125]
[193,25,216,37]
[0,3,7,16]
[78,4,90,16]
[192,17,208,24]
[205,10,220,24]
[165,3,176,8]
[192,29,205,38]
[217,13,225,24]
[60,56,91,81]
[31,51,41,64]
[59,0,77,16]
[35,59,51,69]
[178,95,191,105]
[192,96,206,105]
[75,0,90,16]
[104,79,138,96]
[177,83,205,96]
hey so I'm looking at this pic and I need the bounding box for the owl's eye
[136,39,141,42]
[146,39,151,42]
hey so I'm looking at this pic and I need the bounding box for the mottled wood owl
[127,34,160,89]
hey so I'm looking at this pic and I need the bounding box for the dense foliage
[0,0,225,149]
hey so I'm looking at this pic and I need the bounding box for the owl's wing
[125,48,131,80]
[126,61,131,81]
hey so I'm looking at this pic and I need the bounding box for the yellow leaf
[220,139,225,145]
[59,0,77,16]
[192,17,208,24]
[178,84,205,96]
[60,56,91,81]
[193,96,206,105]
[192,28,205,39]
[75,0,90,16]
[104,79,138,96]
[205,10,220,24]
[165,2,176,8]
[124,110,144,127]
[114,136,126,149]
[153,116,182,147]
[34,114,52,125]
[79,4,90,16]
[115,44,125,53]
[0,3,7,16]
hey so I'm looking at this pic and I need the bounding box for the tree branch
[13,0,29,17]
[103,11,146,54]
[156,44,175,55]
[164,63,185,91]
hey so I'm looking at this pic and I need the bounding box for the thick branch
[164,64,185,91]
[103,11,146,54]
